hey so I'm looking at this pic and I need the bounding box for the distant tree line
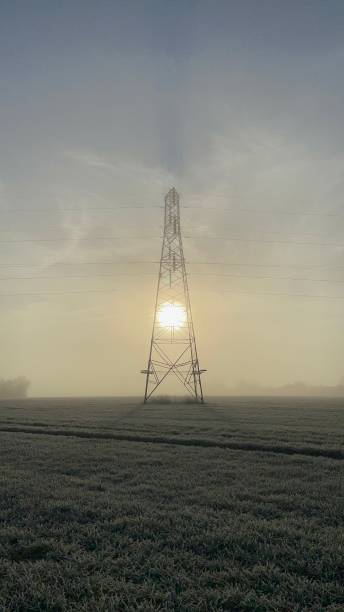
[0,377,30,399]
[231,379,344,397]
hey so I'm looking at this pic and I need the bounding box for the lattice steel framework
[142,187,205,402]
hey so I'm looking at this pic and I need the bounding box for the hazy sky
[1,1,344,396]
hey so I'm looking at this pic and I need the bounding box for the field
[0,397,343,611]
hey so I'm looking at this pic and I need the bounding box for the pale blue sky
[0,1,343,395]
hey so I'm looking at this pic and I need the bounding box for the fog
[0,1,343,396]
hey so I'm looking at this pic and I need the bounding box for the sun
[157,302,187,329]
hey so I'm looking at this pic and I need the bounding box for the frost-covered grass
[0,398,343,611]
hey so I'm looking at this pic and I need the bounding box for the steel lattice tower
[142,187,205,403]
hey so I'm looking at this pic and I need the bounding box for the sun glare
[157,302,187,329]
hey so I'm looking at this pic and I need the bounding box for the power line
[0,289,119,297]
[219,289,344,300]
[0,260,160,266]
[0,204,342,217]
[0,206,163,213]
[184,235,344,248]
[0,227,163,234]
[0,260,342,270]
[184,206,344,218]
[1,287,343,300]
[193,231,334,240]
[0,271,343,284]
[190,272,344,284]
[0,234,343,248]
[0,272,157,280]
[0,225,331,241]
[0,236,161,244]
[188,262,344,270]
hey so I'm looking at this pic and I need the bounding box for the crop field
[0,397,343,611]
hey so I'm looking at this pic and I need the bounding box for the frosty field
[0,397,343,611]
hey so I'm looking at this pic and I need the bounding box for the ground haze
[0,397,343,611]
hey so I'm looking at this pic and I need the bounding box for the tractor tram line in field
[0,423,342,461]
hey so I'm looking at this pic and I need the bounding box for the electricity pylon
[142,187,205,403]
